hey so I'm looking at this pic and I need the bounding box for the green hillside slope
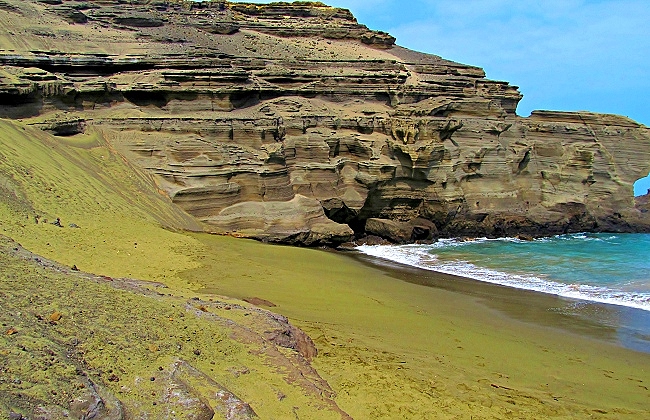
[0,119,203,285]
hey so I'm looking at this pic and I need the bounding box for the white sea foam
[356,242,650,312]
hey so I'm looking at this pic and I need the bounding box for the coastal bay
[1,0,649,417]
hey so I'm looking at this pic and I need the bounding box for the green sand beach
[1,0,649,416]
[1,119,648,418]
[187,234,650,418]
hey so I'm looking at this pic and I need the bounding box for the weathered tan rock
[170,360,258,420]
[1,0,649,243]
[365,218,438,243]
[205,194,354,245]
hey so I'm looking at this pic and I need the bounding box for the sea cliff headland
[2,0,649,245]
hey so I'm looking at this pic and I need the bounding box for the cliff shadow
[0,92,44,119]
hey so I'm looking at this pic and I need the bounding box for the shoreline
[347,250,650,354]
[352,233,650,313]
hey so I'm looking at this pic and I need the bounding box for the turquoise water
[357,233,650,311]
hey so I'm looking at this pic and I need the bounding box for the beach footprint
[456,383,473,393]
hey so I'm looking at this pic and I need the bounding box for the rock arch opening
[634,173,650,197]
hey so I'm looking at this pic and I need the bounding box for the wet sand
[351,252,650,354]
[187,234,650,419]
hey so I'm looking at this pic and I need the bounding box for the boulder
[365,218,438,243]
[205,195,354,246]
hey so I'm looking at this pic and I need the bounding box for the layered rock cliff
[2,0,649,244]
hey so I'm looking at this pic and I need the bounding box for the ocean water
[357,233,650,312]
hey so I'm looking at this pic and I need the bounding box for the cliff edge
[2,0,649,244]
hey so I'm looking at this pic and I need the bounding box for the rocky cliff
[2,0,649,244]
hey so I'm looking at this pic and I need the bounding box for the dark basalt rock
[53,6,88,23]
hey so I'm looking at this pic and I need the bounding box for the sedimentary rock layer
[1,0,649,244]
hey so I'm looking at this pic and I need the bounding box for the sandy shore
[185,233,650,419]
[351,252,650,354]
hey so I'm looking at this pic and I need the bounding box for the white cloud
[386,0,650,121]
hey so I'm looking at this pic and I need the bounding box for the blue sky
[228,1,650,195]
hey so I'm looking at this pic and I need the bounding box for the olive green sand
[1,119,649,418]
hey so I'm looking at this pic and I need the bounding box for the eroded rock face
[1,0,649,243]
[636,191,650,214]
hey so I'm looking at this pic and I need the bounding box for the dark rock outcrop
[365,217,438,243]
[636,191,650,213]
[1,0,649,244]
